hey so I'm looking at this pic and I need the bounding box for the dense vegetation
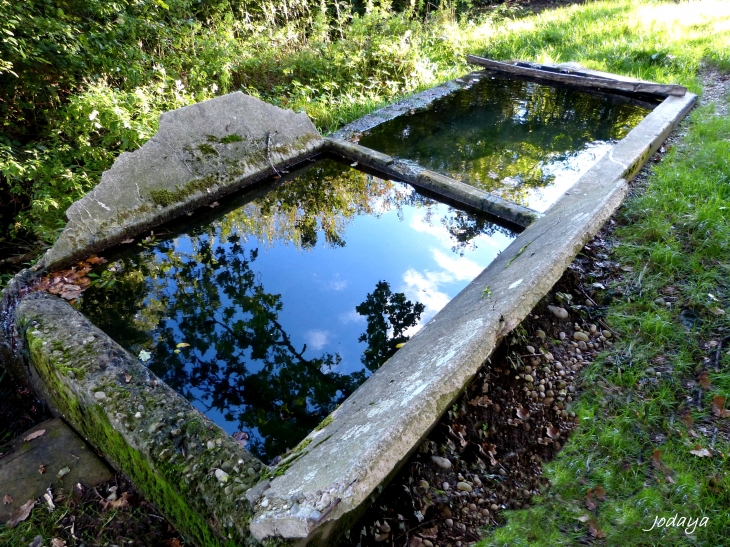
[3,0,728,281]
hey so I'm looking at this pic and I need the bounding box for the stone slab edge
[323,139,539,228]
[14,293,266,547]
[249,92,696,544]
[41,92,325,272]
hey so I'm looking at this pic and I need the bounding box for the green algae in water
[358,73,655,212]
[79,158,516,461]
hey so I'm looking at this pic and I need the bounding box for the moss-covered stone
[16,293,267,547]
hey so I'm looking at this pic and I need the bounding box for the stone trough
[0,59,696,546]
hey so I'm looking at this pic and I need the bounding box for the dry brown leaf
[585,490,597,511]
[681,411,694,428]
[699,372,712,390]
[576,514,590,523]
[23,429,46,442]
[165,540,181,547]
[712,396,730,418]
[546,424,560,439]
[593,485,606,501]
[102,491,130,511]
[5,499,35,528]
[121,238,135,244]
[3,494,13,505]
[125,373,132,384]
[38,464,46,474]
[86,256,107,265]
[51,539,67,547]
[690,445,712,458]
[516,406,530,420]
[587,517,607,538]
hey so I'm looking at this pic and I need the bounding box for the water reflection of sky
[82,159,515,459]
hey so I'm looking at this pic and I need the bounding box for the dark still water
[358,74,654,212]
[79,158,516,460]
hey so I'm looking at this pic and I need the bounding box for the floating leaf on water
[23,429,46,442]
[176,342,190,348]
[121,238,134,244]
[395,342,405,349]
[138,350,151,362]
[174,349,181,354]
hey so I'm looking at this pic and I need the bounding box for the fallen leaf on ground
[681,411,694,428]
[593,485,606,501]
[102,491,130,511]
[23,429,46,442]
[587,517,607,538]
[576,514,590,522]
[51,538,67,547]
[5,499,35,528]
[3,494,13,505]
[121,238,134,244]
[690,446,712,457]
[125,373,132,383]
[38,464,46,474]
[712,396,730,418]
[86,256,107,265]
[620,265,634,272]
[57,467,70,478]
[165,540,181,547]
[708,307,725,316]
[699,372,712,389]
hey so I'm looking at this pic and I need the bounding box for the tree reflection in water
[80,158,510,460]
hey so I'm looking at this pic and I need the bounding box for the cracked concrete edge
[14,293,266,547]
[248,91,697,544]
[40,92,325,272]
[324,139,538,229]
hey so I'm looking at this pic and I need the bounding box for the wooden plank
[467,55,687,97]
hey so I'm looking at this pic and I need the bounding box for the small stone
[536,329,546,340]
[419,480,429,489]
[526,345,536,354]
[548,305,569,319]
[559,331,566,340]
[170,428,181,436]
[423,540,433,547]
[524,374,534,383]
[134,412,142,419]
[431,455,452,469]
[457,482,473,492]
[374,533,389,542]
[94,391,107,400]
[543,397,554,406]
[207,440,215,450]
[380,522,391,533]
[577,341,587,350]
[260,498,269,508]
[224,486,232,495]
[602,330,612,338]
[573,332,589,342]
[215,469,229,483]
[445,518,454,527]
[442,482,450,491]
[589,324,598,334]
[472,476,482,487]
[491,503,499,511]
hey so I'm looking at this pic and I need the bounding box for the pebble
[431,455,452,469]
[473,476,482,487]
[374,533,389,542]
[524,374,534,383]
[214,469,229,483]
[536,329,546,340]
[457,482,473,492]
[419,480,429,489]
[548,305,569,319]
[526,345,536,354]
[559,331,566,340]
[442,482,450,491]
[602,330,612,338]
[573,332,589,342]
[446,518,454,527]
[577,341,587,350]
[94,391,106,400]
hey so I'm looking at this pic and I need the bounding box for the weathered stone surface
[249,90,696,545]
[42,92,324,271]
[0,418,112,523]
[15,293,264,547]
